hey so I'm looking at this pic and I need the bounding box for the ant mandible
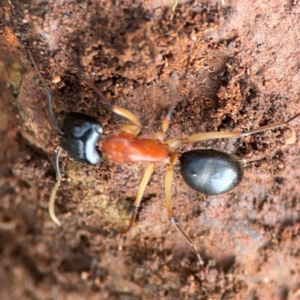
[29,51,300,266]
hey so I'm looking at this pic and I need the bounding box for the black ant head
[58,112,103,165]
[28,51,105,165]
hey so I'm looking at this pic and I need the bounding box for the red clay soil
[1,0,300,299]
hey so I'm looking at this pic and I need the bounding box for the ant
[28,51,300,266]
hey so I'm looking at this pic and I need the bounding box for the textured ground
[1,0,300,299]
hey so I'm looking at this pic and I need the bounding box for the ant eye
[72,125,83,137]
[95,125,103,135]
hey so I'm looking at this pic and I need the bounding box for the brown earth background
[1,0,300,299]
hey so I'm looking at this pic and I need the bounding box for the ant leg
[239,111,300,137]
[155,80,183,142]
[183,131,241,143]
[165,152,204,266]
[82,75,141,136]
[162,55,191,134]
[28,51,63,135]
[162,101,177,134]
[161,75,188,134]
[48,148,62,226]
[122,163,155,233]
[165,131,241,150]
[113,106,141,136]
[166,112,300,148]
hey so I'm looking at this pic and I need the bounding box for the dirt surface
[1,0,300,299]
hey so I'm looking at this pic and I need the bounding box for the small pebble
[52,75,61,84]
[285,128,296,145]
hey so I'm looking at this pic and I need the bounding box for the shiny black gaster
[59,112,103,164]
[180,149,243,195]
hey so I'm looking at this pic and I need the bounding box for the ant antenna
[79,71,114,110]
[28,50,64,225]
[28,50,64,135]
[66,48,114,111]
[48,148,62,226]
